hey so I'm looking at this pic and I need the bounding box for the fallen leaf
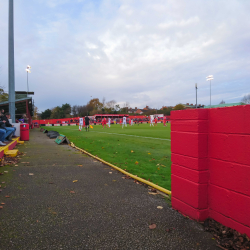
[148,192,158,195]
[0,203,4,205]
[135,161,139,165]
[70,191,75,194]
[109,172,112,174]
[29,173,34,176]
[49,182,54,184]
[0,206,3,209]
[149,224,156,229]
[157,206,163,209]
[157,167,160,170]
[78,165,83,167]
[5,195,10,198]
[148,153,151,155]
[1,182,5,184]
[73,180,78,183]
[112,180,116,182]
[4,171,8,173]
[131,150,134,153]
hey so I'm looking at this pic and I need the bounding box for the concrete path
[0,129,218,250]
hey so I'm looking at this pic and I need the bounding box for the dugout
[0,91,34,127]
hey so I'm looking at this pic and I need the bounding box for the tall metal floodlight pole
[206,75,214,108]
[26,65,31,96]
[8,0,15,120]
[195,83,198,108]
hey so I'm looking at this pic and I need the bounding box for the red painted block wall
[171,105,250,237]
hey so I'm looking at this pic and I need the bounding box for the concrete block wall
[171,105,250,237]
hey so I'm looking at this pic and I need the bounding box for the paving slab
[0,129,218,250]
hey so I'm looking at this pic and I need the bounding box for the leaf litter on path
[149,224,156,229]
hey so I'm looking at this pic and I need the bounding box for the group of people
[79,116,90,131]
[149,116,168,127]
[0,109,16,146]
[77,115,168,131]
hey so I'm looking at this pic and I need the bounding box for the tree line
[38,93,250,119]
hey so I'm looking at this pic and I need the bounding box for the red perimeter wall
[171,105,250,237]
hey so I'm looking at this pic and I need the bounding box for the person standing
[122,116,127,128]
[150,116,154,126]
[79,117,83,131]
[85,116,90,132]
[163,116,167,127]
[107,118,111,128]
[154,117,158,126]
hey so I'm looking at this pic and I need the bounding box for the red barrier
[171,105,250,237]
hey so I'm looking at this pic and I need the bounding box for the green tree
[61,103,71,118]
[173,104,185,110]
[0,87,8,102]
[32,106,39,119]
[50,106,64,119]
[162,107,173,116]
[41,109,52,119]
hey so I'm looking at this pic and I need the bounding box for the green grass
[44,123,172,190]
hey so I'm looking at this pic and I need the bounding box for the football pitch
[44,123,171,191]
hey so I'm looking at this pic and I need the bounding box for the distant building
[183,103,204,109]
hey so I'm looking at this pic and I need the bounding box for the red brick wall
[171,105,250,237]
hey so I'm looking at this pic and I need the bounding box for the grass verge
[43,123,172,190]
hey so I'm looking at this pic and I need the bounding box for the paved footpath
[0,129,218,250]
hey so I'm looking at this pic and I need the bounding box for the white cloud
[0,0,249,111]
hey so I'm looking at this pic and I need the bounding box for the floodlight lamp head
[27,65,31,69]
[206,75,213,81]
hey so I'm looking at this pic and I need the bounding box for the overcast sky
[0,0,250,112]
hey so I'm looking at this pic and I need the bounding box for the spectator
[19,114,28,123]
[0,111,14,143]
[3,112,16,137]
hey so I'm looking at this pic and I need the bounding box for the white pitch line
[90,131,171,141]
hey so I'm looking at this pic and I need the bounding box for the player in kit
[154,117,158,126]
[102,118,107,128]
[119,119,122,126]
[122,116,127,128]
[163,116,167,127]
[107,118,111,128]
[131,119,134,126]
[150,116,154,126]
[85,116,90,131]
[79,117,83,131]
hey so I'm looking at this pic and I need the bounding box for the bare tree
[102,97,106,107]
[219,100,225,104]
[241,94,250,104]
